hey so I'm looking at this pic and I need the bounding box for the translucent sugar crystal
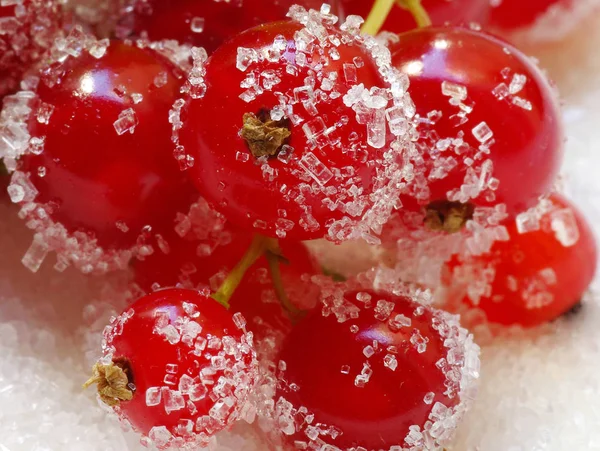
[516,209,541,234]
[410,330,429,354]
[163,389,185,413]
[367,109,386,149]
[113,108,138,135]
[472,121,493,143]
[551,208,580,247]
[88,38,109,59]
[298,152,333,186]
[302,117,328,149]
[22,235,49,273]
[383,354,398,371]
[236,47,259,72]
[386,105,408,136]
[363,345,375,358]
[190,17,205,33]
[154,71,168,88]
[388,313,411,331]
[441,81,468,101]
[145,387,162,407]
[232,312,247,330]
[509,73,527,94]
[354,363,373,387]
[374,299,395,321]
[149,426,172,448]
[343,63,358,84]
[424,392,435,405]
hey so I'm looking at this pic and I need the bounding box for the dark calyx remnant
[424,200,475,233]
[82,357,134,407]
[240,108,291,158]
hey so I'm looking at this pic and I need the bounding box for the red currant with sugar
[85,288,258,449]
[118,0,337,55]
[339,0,489,34]
[4,37,198,271]
[489,0,570,31]
[0,0,63,99]
[441,194,597,327]
[134,228,320,341]
[275,289,480,449]
[176,13,411,241]
[390,27,564,230]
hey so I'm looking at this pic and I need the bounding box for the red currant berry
[0,0,64,99]
[275,289,480,450]
[134,228,320,340]
[339,0,489,34]
[85,288,258,449]
[389,27,564,230]
[2,36,198,272]
[441,194,597,327]
[118,0,337,54]
[489,0,570,31]
[175,11,412,241]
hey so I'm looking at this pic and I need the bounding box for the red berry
[389,27,563,229]
[275,289,480,450]
[441,194,598,327]
[3,36,198,272]
[119,0,336,54]
[88,288,258,449]
[0,0,63,99]
[489,0,570,31]
[175,12,412,241]
[339,0,489,34]
[134,226,321,341]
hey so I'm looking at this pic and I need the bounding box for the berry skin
[339,0,489,34]
[390,27,564,229]
[441,194,598,327]
[11,39,197,253]
[489,0,569,31]
[176,14,410,241]
[0,0,63,99]
[119,0,335,54]
[275,289,479,450]
[134,229,320,340]
[87,288,258,449]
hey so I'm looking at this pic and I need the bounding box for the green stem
[265,251,306,324]
[361,0,395,35]
[396,0,432,28]
[211,234,273,309]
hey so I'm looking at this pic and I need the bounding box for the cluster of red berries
[0,0,597,450]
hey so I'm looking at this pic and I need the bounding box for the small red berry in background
[176,11,413,242]
[0,0,64,99]
[489,0,570,31]
[389,27,564,231]
[118,0,337,54]
[84,288,258,450]
[134,227,321,342]
[275,289,480,450]
[441,194,597,327]
[2,35,198,272]
[339,0,489,34]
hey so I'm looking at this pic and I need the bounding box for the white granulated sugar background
[2,10,600,451]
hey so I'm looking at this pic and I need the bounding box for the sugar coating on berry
[95,290,259,449]
[437,194,597,328]
[172,6,419,242]
[0,29,199,274]
[272,280,481,450]
[0,0,64,98]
